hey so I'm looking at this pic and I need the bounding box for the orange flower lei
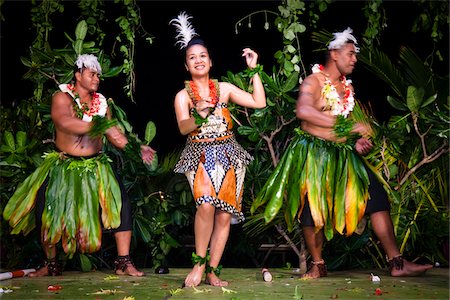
[185,79,220,106]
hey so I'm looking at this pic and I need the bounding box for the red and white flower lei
[59,84,108,122]
[312,64,355,118]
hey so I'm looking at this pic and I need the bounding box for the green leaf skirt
[251,129,369,241]
[3,151,122,257]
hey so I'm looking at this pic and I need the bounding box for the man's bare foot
[184,264,205,287]
[299,260,327,279]
[28,266,49,277]
[205,272,229,287]
[389,256,433,277]
[28,259,62,277]
[114,255,144,277]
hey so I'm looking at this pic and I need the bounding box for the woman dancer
[170,12,266,287]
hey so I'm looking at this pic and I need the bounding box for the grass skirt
[3,151,122,257]
[252,129,369,240]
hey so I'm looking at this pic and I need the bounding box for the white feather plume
[328,27,360,53]
[169,11,198,49]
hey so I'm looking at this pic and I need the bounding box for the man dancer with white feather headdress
[3,54,155,277]
[254,28,433,279]
[170,12,266,287]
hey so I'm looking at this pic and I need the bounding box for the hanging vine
[113,0,154,102]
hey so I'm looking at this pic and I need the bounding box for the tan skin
[296,43,432,279]
[28,68,155,277]
[174,45,266,287]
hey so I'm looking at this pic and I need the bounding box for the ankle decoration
[311,259,325,265]
[308,259,327,277]
[191,252,209,266]
[388,255,404,271]
[206,265,222,276]
[114,255,136,272]
[46,258,62,276]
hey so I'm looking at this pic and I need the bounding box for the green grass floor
[0,267,448,299]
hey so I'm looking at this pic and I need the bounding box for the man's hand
[355,138,373,155]
[140,145,156,165]
[352,122,373,139]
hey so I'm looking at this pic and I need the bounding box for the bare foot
[115,263,144,277]
[299,261,327,279]
[114,255,144,277]
[205,272,229,287]
[184,264,205,287]
[390,258,433,277]
[28,266,49,277]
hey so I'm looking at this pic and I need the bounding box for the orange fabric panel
[217,166,237,209]
[193,162,216,199]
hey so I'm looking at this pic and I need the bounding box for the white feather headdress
[169,11,198,49]
[328,27,360,53]
[75,54,102,74]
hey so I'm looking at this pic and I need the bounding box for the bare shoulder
[301,73,321,90]
[217,81,236,99]
[52,91,73,109]
[174,88,192,107]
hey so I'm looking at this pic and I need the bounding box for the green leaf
[74,40,83,56]
[281,71,299,93]
[145,121,156,144]
[386,95,408,111]
[102,65,123,78]
[75,20,88,41]
[406,86,424,112]
[78,254,92,272]
[3,131,15,151]
[15,131,27,150]
[237,126,255,136]
[83,41,96,49]
[20,56,32,67]
[421,93,437,108]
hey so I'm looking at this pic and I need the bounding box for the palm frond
[358,47,406,99]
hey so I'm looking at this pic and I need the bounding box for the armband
[89,116,118,138]
[244,64,263,78]
[124,136,142,163]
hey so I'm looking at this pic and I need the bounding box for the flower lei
[185,79,220,126]
[311,64,355,118]
[185,79,220,106]
[58,84,108,122]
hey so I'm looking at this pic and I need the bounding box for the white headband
[75,54,102,74]
[328,27,360,53]
[169,11,198,49]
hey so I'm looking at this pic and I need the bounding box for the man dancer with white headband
[4,54,155,277]
[255,28,432,279]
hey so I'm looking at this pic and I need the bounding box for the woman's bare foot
[299,260,327,279]
[205,272,229,287]
[184,264,205,287]
[389,256,433,277]
[114,255,144,277]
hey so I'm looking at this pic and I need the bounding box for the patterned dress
[174,103,253,224]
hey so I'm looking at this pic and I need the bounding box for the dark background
[1,1,442,156]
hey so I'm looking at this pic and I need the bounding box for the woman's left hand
[242,48,258,69]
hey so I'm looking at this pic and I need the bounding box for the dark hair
[186,37,207,50]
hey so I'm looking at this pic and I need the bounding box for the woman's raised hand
[242,48,258,69]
